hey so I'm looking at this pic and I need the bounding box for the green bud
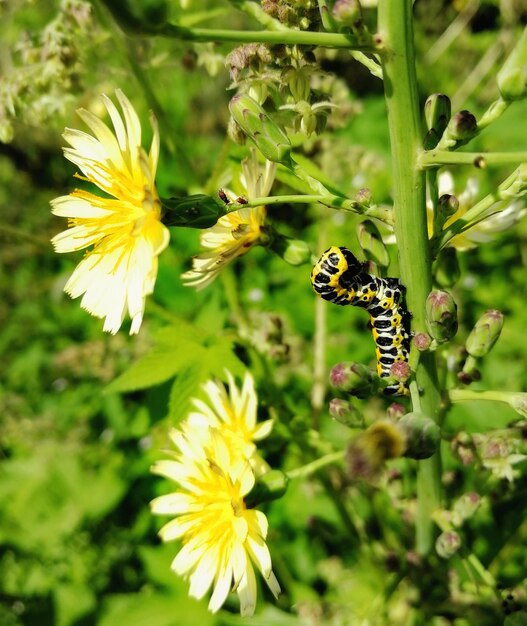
[452,492,481,525]
[399,412,441,460]
[444,110,478,145]
[434,247,461,288]
[244,469,288,506]
[161,194,225,229]
[355,187,372,207]
[332,0,362,25]
[357,219,390,268]
[266,229,311,265]
[436,530,461,559]
[424,93,451,149]
[437,193,459,221]
[465,309,504,358]
[497,27,527,101]
[330,361,378,399]
[329,398,364,428]
[229,93,292,165]
[425,290,458,343]
[497,164,527,201]
[510,393,527,418]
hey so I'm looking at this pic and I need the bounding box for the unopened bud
[424,93,451,149]
[332,0,362,25]
[426,290,458,343]
[413,332,432,351]
[357,219,390,267]
[329,398,364,428]
[227,116,247,145]
[465,309,504,358]
[386,402,406,420]
[452,492,481,525]
[161,194,225,229]
[444,110,478,144]
[346,419,405,482]
[436,530,461,559]
[330,361,377,398]
[497,27,527,101]
[229,93,292,165]
[497,164,527,200]
[434,247,461,288]
[245,469,288,506]
[510,393,527,418]
[355,187,372,207]
[399,412,441,460]
[268,230,311,265]
[437,193,459,221]
[389,360,411,383]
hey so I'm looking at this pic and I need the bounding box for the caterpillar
[311,246,411,397]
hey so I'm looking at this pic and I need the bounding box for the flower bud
[452,492,481,525]
[229,93,292,165]
[444,110,478,144]
[424,93,451,149]
[497,28,527,101]
[245,469,288,506]
[161,194,225,229]
[434,247,461,288]
[386,402,406,420]
[267,230,311,265]
[355,187,372,208]
[436,530,461,559]
[437,193,459,221]
[346,419,405,482]
[332,0,362,25]
[425,290,458,343]
[413,332,432,351]
[330,361,377,398]
[356,219,390,268]
[465,309,504,358]
[389,360,411,383]
[399,412,441,460]
[329,398,364,428]
[497,164,527,201]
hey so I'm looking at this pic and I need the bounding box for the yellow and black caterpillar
[311,246,411,396]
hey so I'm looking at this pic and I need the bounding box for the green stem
[224,194,394,223]
[286,450,345,480]
[378,0,442,555]
[420,150,527,169]
[101,0,373,49]
[449,389,521,404]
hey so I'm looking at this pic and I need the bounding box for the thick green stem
[378,0,442,555]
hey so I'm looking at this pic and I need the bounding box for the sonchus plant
[47,0,527,623]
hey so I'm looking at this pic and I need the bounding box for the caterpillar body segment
[311,246,411,397]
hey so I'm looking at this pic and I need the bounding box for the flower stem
[378,0,442,555]
[419,150,527,169]
[449,389,519,404]
[286,450,345,480]
[224,194,393,223]
[101,0,373,49]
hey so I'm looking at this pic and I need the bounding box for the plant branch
[419,150,527,169]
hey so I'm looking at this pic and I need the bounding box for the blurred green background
[1,1,527,625]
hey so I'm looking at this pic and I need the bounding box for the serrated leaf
[106,340,205,393]
[168,363,209,425]
[205,337,246,379]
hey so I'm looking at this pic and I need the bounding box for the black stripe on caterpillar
[311,246,411,397]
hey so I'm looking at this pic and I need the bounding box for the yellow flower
[151,427,280,616]
[186,371,273,474]
[51,89,169,334]
[181,151,275,289]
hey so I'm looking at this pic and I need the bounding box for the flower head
[181,151,275,289]
[151,427,280,616]
[429,172,526,251]
[186,371,273,474]
[51,89,169,334]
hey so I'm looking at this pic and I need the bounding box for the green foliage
[1,1,527,625]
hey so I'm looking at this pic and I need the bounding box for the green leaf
[53,583,96,626]
[168,363,209,425]
[505,613,527,626]
[106,340,205,393]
